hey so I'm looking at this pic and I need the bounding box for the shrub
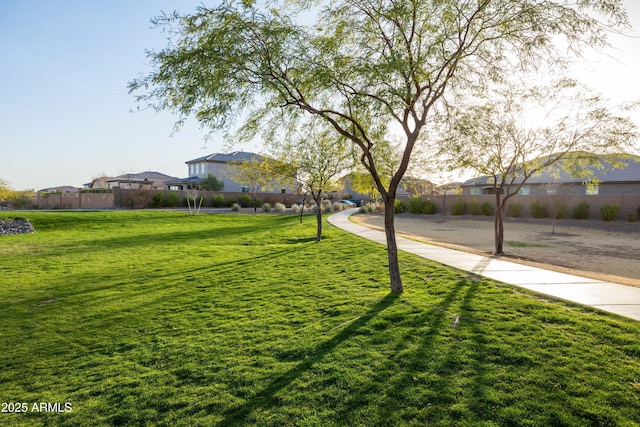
[322,199,332,213]
[291,204,301,213]
[468,199,481,215]
[423,199,437,214]
[481,201,495,216]
[407,196,437,214]
[231,203,240,212]
[637,205,640,220]
[572,201,590,220]
[151,192,163,208]
[394,199,406,214]
[211,194,225,208]
[150,191,181,208]
[600,204,620,222]
[237,195,253,208]
[450,199,467,216]
[627,214,635,223]
[262,203,271,212]
[507,202,523,218]
[331,202,344,212]
[274,203,286,212]
[530,200,549,218]
[358,204,374,214]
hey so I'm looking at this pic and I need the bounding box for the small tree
[544,184,573,235]
[228,156,278,212]
[199,173,224,191]
[439,78,637,255]
[269,118,355,242]
[185,189,205,215]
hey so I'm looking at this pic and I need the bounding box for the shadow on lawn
[216,292,401,425]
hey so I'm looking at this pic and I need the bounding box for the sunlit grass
[0,211,638,426]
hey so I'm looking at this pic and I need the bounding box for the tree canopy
[130,0,631,293]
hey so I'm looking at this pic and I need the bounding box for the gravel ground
[352,212,640,287]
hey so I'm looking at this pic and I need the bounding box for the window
[281,189,286,194]
[585,184,599,195]
[470,187,481,195]
[241,186,250,193]
[518,185,530,195]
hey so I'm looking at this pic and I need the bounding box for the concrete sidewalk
[328,210,640,321]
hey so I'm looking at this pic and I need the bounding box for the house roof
[185,151,263,164]
[109,171,176,181]
[462,155,640,187]
[164,176,202,186]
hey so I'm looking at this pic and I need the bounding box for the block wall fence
[29,190,640,218]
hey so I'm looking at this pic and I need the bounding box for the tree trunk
[299,193,307,224]
[314,194,323,243]
[384,195,403,294]
[494,192,505,256]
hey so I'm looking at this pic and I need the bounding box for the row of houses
[39,151,640,199]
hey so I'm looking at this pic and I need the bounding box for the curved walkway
[328,210,640,322]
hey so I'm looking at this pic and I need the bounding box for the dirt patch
[352,213,640,287]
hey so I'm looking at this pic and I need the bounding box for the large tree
[129,0,630,294]
[438,78,637,255]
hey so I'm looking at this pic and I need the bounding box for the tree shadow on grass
[215,292,401,426]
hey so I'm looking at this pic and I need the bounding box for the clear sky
[2,1,640,191]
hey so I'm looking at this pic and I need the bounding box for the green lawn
[1,211,639,426]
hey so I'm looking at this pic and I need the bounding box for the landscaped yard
[1,211,639,426]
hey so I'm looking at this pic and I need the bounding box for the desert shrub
[394,199,406,214]
[274,203,286,212]
[627,214,636,223]
[530,200,549,218]
[507,202,523,218]
[262,203,271,212]
[450,199,467,216]
[211,194,225,208]
[237,195,252,208]
[231,203,240,212]
[322,199,332,213]
[358,204,374,214]
[600,204,620,222]
[407,196,437,214]
[468,199,481,215]
[150,191,176,208]
[572,201,590,220]
[332,202,344,212]
[151,192,163,208]
[291,204,301,213]
[481,201,495,216]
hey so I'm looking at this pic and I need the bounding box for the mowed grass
[1,211,639,426]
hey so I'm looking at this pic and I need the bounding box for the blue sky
[1,1,640,191]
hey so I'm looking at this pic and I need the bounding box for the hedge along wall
[399,194,640,219]
[113,188,306,209]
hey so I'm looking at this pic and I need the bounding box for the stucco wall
[33,192,114,210]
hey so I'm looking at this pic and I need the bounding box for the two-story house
[165,151,296,193]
